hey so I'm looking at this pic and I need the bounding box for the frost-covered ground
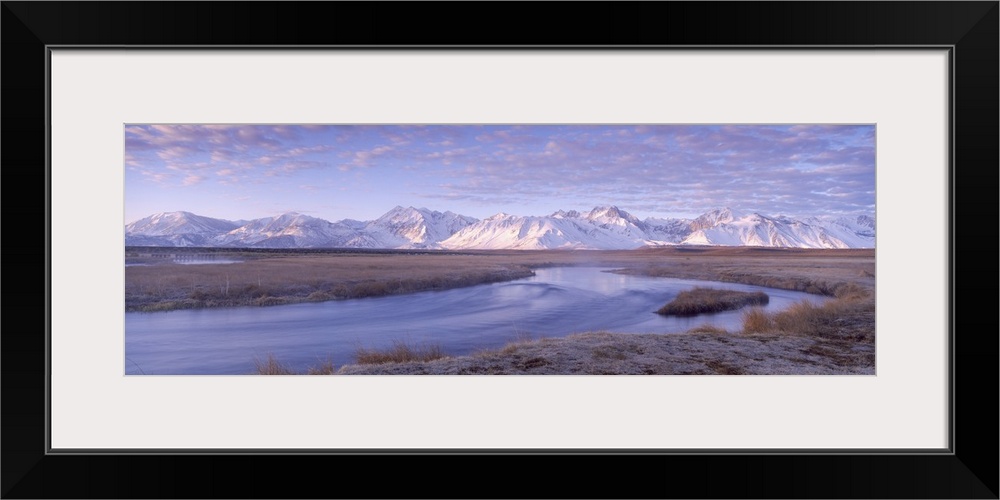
[336,331,875,375]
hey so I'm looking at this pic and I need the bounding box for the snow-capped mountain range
[125,206,875,250]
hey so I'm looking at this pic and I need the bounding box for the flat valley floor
[125,247,876,375]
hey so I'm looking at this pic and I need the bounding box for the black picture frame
[3,2,997,498]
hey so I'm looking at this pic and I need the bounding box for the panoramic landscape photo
[124,124,875,375]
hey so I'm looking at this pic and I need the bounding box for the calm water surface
[125,267,827,375]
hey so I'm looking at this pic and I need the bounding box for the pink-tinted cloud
[126,124,874,222]
[181,174,206,186]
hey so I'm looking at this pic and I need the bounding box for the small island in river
[656,287,769,316]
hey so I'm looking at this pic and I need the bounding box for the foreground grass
[656,287,769,316]
[741,293,874,344]
[253,353,295,375]
[354,340,449,365]
[334,329,873,375]
[253,353,337,375]
[251,341,448,374]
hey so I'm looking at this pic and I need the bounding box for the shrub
[741,307,773,333]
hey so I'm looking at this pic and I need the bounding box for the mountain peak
[590,205,621,214]
[690,208,745,231]
[550,209,581,219]
[584,205,642,226]
[146,210,195,221]
[709,207,737,217]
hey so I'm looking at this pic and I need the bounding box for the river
[124,267,827,375]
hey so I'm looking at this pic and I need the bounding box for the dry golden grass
[353,340,448,365]
[832,282,870,300]
[306,359,337,375]
[741,292,873,341]
[253,353,294,375]
[772,300,828,334]
[686,324,729,334]
[125,251,535,312]
[740,307,774,334]
[656,287,768,316]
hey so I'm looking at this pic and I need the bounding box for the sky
[125,124,875,224]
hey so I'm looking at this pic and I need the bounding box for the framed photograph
[120,122,878,377]
[5,2,996,498]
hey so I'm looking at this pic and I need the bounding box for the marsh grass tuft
[354,340,448,365]
[740,307,774,334]
[253,353,295,375]
[306,358,337,375]
[741,295,872,340]
[771,300,828,334]
[657,287,769,316]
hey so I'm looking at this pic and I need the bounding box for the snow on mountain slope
[364,206,478,248]
[643,217,694,244]
[441,210,649,250]
[125,211,239,236]
[580,206,652,239]
[801,215,876,248]
[442,206,700,250]
[689,208,745,231]
[125,211,241,247]
[213,212,363,248]
[549,209,581,219]
[680,210,873,248]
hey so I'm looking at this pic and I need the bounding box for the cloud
[181,174,206,186]
[412,125,873,217]
[125,124,874,218]
[267,160,327,176]
[128,124,312,162]
[138,170,170,183]
[157,145,201,161]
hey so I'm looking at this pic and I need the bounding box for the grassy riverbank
[125,250,535,312]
